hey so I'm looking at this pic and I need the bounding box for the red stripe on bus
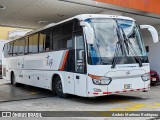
[123,90,127,92]
[103,92,112,94]
[59,51,69,71]
[130,90,134,92]
[93,92,99,95]
[137,89,140,91]
[115,91,120,94]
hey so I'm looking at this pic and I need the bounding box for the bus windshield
[86,18,148,65]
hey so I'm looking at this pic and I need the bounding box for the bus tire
[11,72,18,87]
[51,80,56,96]
[55,76,68,98]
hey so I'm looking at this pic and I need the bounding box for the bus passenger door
[73,32,87,97]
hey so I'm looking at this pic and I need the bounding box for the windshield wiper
[111,41,121,68]
[120,27,143,67]
[111,28,124,68]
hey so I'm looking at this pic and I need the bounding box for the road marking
[109,102,160,111]
[147,102,160,108]
[123,103,146,111]
[109,108,124,111]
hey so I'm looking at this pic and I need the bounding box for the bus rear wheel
[11,72,18,86]
[55,76,68,98]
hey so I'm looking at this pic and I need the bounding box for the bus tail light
[141,73,150,81]
[89,74,112,85]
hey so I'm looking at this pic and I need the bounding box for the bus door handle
[76,75,80,79]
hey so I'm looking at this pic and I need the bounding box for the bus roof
[8,14,135,42]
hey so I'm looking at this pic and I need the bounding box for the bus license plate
[152,78,156,81]
[124,84,131,89]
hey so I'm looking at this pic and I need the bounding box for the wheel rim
[56,80,63,93]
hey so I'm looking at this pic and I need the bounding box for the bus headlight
[89,74,112,85]
[141,73,150,81]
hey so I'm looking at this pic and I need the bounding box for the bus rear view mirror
[140,25,159,43]
[78,50,84,60]
[81,22,94,44]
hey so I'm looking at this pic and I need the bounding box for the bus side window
[24,37,28,54]
[39,33,45,52]
[39,29,52,52]
[28,34,38,54]
[9,42,13,56]
[3,43,9,58]
[45,35,51,51]
[32,34,38,53]
[62,22,73,49]
[28,36,32,53]
[52,21,73,50]
[13,40,19,56]
[53,25,61,50]
[19,38,25,55]
[8,43,10,57]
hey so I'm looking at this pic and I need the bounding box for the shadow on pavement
[0,83,53,102]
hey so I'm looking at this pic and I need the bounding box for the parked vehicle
[150,69,160,85]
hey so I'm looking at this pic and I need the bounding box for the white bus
[0,40,7,78]
[2,14,159,98]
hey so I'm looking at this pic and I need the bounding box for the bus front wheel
[55,76,68,98]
